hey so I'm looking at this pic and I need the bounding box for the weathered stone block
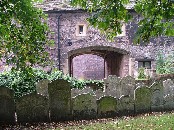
[0,87,15,124]
[120,76,135,97]
[97,96,117,118]
[104,75,121,98]
[117,95,134,116]
[72,94,97,120]
[150,82,164,112]
[71,88,81,98]
[16,93,49,123]
[48,79,71,121]
[163,79,174,96]
[36,79,50,97]
[94,89,105,100]
[134,86,151,114]
[164,95,174,111]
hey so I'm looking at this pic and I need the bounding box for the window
[138,61,151,69]
[79,25,84,34]
[76,24,87,36]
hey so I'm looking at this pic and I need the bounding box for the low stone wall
[0,74,174,124]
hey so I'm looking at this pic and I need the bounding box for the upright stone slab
[72,94,97,120]
[48,79,71,121]
[164,95,174,111]
[94,89,105,100]
[97,96,117,118]
[0,87,15,124]
[16,93,49,123]
[120,76,135,97]
[134,86,151,114]
[150,81,164,112]
[163,79,174,96]
[36,79,50,97]
[71,87,94,98]
[104,75,121,98]
[117,95,134,116]
[71,88,81,98]
[81,87,94,94]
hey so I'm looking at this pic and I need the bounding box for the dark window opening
[138,61,151,69]
[79,25,84,34]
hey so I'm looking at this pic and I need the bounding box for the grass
[55,112,174,130]
[3,112,174,130]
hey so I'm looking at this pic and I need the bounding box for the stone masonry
[36,1,174,79]
[0,1,173,79]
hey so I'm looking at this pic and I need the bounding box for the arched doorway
[68,46,129,79]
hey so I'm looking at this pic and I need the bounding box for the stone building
[36,0,174,80]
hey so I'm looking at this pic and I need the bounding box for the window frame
[76,24,87,36]
[136,59,154,69]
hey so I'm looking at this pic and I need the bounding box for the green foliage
[156,51,174,74]
[71,0,174,43]
[0,68,104,98]
[0,0,50,70]
[135,0,174,43]
[137,67,147,79]
[71,0,131,40]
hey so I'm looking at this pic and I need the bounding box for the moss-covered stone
[72,94,97,120]
[97,96,117,118]
[134,86,151,114]
[0,87,15,124]
[16,93,49,123]
[150,81,164,112]
[48,79,72,121]
[117,95,134,116]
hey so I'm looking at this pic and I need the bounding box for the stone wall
[1,75,174,124]
[45,10,174,79]
[0,9,173,79]
[46,11,131,79]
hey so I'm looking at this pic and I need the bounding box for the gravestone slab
[72,94,97,119]
[164,95,174,111]
[94,89,105,100]
[97,96,117,118]
[48,79,71,121]
[0,87,15,124]
[16,93,49,123]
[36,79,50,97]
[150,82,164,112]
[71,87,94,98]
[134,86,151,114]
[120,76,135,97]
[163,79,174,96]
[104,75,121,98]
[117,95,134,116]
[81,87,94,95]
[71,88,81,98]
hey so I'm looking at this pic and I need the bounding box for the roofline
[44,8,136,14]
[44,9,87,13]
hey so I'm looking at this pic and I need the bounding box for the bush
[156,51,174,74]
[137,67,147,80]
[0,68,104,98]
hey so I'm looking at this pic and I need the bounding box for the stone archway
[68,46,130,79]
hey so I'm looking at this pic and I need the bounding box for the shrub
[0,68,104,98]
[156,51,174,74]
[137,67,147,80]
